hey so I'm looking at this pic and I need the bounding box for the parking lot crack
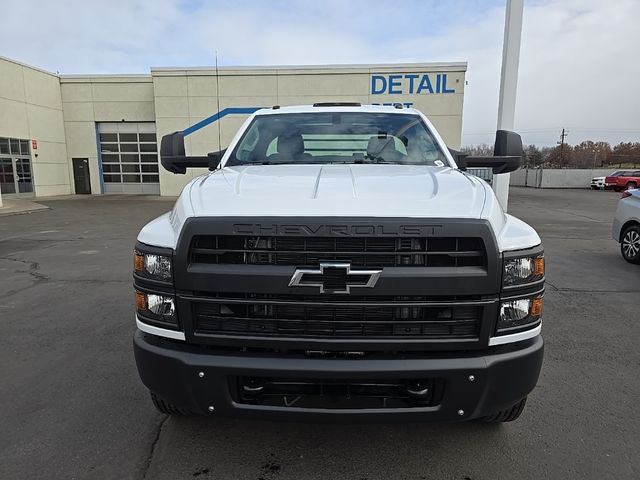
[53,279,130,284]
[140,415,169,480]
[556,287,640,293]
[0,256,49,281]
[545,280,560,291]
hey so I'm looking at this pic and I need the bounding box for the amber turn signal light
[135,291,146,311]
[134,252,144,272]
[530,297,543,317]
[533,257,545,277]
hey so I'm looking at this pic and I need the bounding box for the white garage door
[98,122,160,194]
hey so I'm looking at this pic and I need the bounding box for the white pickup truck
[133,103,545,422]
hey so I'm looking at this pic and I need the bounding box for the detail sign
[32,140,38,150]
[371,74,456,95]
[370,73,457,108]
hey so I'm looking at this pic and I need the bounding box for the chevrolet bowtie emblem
[288,262,382,294]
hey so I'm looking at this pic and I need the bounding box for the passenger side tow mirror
[160,131,225,174]
[455,130,523,174]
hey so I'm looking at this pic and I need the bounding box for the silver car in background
[613,189,640,264]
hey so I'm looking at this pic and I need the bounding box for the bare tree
[461,144,494,156]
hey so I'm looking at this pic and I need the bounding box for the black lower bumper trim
[133,331,543,421]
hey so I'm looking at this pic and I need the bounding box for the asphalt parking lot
[1,187,639,480]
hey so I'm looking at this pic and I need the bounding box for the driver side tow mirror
[452,130,523,174]
[160,131,225,174]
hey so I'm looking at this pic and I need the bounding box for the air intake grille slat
[190,235,486,268]
[192,296,483,339]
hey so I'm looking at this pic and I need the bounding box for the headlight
[503,255,544,287]
[134,251,172,281]
[497,295,543,334]
[135,291,178,328]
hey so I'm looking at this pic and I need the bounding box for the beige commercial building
[0,56,466,203]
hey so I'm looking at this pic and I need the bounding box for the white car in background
[613,189,640,264]
[590,176,605,190]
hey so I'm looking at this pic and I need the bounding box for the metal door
[98,123,159,194]
[72,158,91,194]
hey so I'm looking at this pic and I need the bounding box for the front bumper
[612,216,622,242]
[134,330,544,421]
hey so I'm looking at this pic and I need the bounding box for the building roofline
[59,74,152,83]
[0,55,59,78]
[1,55,467,81]
[151,62,468,76]
[152,62,467,71]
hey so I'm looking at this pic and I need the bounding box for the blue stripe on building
[182,107,262,136]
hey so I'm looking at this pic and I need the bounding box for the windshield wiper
[236,161,299,166]
[359,155,396,164]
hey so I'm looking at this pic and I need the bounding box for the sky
[1,0,639,147]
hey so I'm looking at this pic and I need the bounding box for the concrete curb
[0,199,50,217]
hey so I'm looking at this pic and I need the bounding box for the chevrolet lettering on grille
[288,262,382,294]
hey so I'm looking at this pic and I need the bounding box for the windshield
[226,112,451,166]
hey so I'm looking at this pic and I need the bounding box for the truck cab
[133,104,544,422]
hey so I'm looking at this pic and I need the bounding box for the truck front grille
[190,235,486,268]
[191,294,483,339]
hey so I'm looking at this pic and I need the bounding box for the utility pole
[558,128,567,168]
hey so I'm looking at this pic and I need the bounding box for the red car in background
[605,170,640,192]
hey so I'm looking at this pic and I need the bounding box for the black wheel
[621,225,640,264]
[482,397,527,423]
[626,181,637,190]
[150,391,191,415]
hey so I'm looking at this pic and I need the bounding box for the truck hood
[187,164,487,219]
[140,164,541,251]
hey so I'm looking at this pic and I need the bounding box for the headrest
[277,133,305,157]
[367,136,397,158]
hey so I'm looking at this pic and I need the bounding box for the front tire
[150,391,191,415]
[482,397,527,423]
[621,225,640,264]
